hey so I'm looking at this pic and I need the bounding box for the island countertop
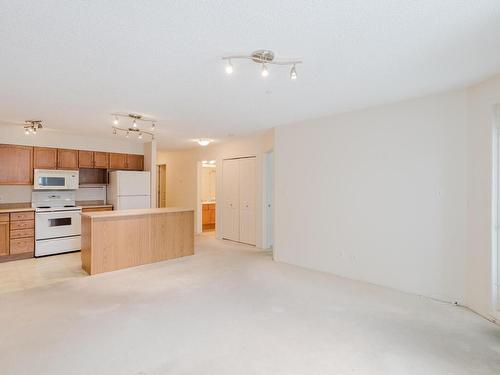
[81,207,194,275]
[81,207,194,219]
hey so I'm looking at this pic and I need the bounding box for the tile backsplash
[75,186,106,202]
[0,185,33,203]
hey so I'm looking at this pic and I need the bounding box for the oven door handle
[36,211,81,215]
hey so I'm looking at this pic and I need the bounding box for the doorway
[157,164,166,208]
[199,160,216,234]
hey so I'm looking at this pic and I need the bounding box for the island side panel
[81,215,92,274]
[91,215,151,274]
[150,211,194,261]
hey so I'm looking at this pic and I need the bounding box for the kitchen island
[81,208,194,275]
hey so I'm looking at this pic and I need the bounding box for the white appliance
[32,191,82,257]
[34,169,79,190]
[107,171,151,210]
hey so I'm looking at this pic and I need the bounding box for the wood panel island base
[81,208,194,275]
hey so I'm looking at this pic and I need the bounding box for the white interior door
[239,157,256,245]
[222,159,240,241]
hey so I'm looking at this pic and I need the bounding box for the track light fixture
[23,120,43,135]
[110,113,157,141]
[222,50,301,80]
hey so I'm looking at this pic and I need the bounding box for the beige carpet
[1,234,499,375]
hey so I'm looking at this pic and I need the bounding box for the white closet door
[239,157,256,245]
[222,159,240,241]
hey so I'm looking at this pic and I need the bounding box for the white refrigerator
[107,171,151,210]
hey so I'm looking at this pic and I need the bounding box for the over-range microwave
[33,169,79,190]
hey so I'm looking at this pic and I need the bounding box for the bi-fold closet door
[222,157,256,245]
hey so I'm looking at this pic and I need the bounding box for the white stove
[32,191,82,257]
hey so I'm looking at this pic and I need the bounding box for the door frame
[156,164,166,208]
[493,105,500,313]
[262,150,274,251]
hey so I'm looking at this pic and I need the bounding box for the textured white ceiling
[1,1,500,149]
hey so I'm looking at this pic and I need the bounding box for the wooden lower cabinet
[0,220,9,256]
[10,237,34,255]
[202,203,216,230]
[0,211,35,261]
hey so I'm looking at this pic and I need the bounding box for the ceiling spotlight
[209,160,216,164]
[110,113,156,141]
[222,50,301,80]
[225,59,233,74]
[24,128,30,135]
[32,127,37,134]
[261,63,269,77]
[197,139,211,146]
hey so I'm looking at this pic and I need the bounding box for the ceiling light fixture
[197,139,212,146]
[261,63,269,77]
[222,50,302,80]
[23,120,43,135]
[111,113,157,141]
[225,59,233,74]
[290,64,297,80]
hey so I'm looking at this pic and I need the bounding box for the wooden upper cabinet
[57,149,79,170]
[126,154,144,170]
[93,152,109,169]
[34,147,57,169]
[78,150,94,168]
[109,153,128,169]
[0,144,33,185]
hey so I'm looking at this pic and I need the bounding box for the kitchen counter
[81,207,194,275]
[81,207,193,219]
[76,200,113,209]
[0,203,35,214]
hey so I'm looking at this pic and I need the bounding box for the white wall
[274,90,468,303]
[0,124,144,153]
[201,166,216,202]
[157,130,274,248]
[465,75,500,321]
[0,124,146,203]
